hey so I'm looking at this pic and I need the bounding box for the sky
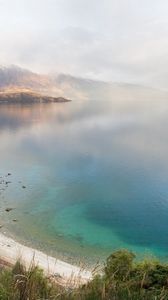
[0,0,168,89]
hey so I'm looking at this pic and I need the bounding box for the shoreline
[0,232,92,287]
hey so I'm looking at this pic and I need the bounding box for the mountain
[0,65,167,101]
[0,66,50,89]
[55,74,168,101]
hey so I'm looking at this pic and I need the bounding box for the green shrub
[1,250,168,299]
[105,249,135,281]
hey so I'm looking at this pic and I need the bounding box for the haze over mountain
[0,65,167,102]
[1,1,168,90]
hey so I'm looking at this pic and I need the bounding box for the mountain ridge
[0,65,167,101]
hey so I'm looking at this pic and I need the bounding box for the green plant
[1,250,168,299]
[105,249,135,281]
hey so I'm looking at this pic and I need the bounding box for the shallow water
[0,99,168,264]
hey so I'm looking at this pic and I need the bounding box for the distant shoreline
[0,90,71,103]
[0,232,92,287]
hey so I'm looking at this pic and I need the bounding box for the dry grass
[1,250,168,299]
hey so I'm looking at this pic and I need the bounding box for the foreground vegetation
[1,250,168,299]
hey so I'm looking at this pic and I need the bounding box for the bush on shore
[0,250,168,299]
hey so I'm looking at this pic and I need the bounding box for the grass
[0,250,168,299]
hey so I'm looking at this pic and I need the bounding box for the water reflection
[0,100,168,261]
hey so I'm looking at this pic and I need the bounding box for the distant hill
[0,89,70,103]
[0,65,167,101]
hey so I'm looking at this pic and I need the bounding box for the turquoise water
[0,100,168,263]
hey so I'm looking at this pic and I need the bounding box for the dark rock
[5,208,13,212]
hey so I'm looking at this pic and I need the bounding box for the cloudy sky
[0,0,168,88]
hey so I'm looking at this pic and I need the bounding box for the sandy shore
[0,233,92,287]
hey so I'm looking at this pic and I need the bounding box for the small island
[0,89,70,103]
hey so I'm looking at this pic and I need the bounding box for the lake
[0,99,168,264]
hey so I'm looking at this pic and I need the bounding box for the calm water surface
[0,99,168,264]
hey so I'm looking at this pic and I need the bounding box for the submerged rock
[5,208,13,212]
